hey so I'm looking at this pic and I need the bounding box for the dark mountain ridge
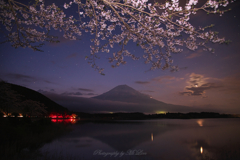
[0,81,68,115]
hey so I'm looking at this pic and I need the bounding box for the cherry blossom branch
[0,0,235,74]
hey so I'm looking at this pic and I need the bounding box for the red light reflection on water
[51,118,77,124]
[49,114,63,119]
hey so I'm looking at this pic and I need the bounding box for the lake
[39,118,240,160]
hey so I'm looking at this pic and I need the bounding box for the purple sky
[0,0,240,114]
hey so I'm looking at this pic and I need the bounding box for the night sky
[0,0,240,114]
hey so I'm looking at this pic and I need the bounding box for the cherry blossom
[0,0,235,74]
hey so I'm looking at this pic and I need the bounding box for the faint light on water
[200,146,203,154]
[51,118,76,124]
[197,119,203,127]
[151,133,153,141]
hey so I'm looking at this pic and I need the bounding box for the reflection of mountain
[41,119,240,160]
[65,121,173,151]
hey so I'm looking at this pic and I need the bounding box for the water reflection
[200,146,203,154]
[197,119,203,127]
[51,118,77,124]
[40,119,240,160]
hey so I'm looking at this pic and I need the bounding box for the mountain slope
[0,81,68,115]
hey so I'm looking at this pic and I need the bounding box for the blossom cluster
[0,0,234,73]
[0,0,81,51]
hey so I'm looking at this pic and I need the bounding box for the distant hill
[0,81,68,116]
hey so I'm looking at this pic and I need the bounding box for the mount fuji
[93,84,165,105]
[45,85,211,113]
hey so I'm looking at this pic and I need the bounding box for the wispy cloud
[185,53,202,59]
[142,90,155,93]
[136,75,184,86]
[44,80,55,84]
[38,89,56,94]
[66,53,78,59]
[86,93,98,96]
[38,89,49,94]
[135,81,150,84]
[6,73,36,82]
[152,76,176,83]
[38,88,97,97]
[5,73,56,84]
[61,92,83,96]
[51,60,56,64]
[48,36,72,47]
[179,67,188,70]
[218,74,240,94]
[78,88,94,92]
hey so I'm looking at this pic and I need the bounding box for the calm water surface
[40,119,240,160]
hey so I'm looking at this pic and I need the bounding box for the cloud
[61,92,83,96]
[179,67,188,70]
[185,53,202,59]
[179,73,222,97]
[66,53,78,59]
[48,36,72,47]
[38,89,96,97]
[135,76,184,94]
[218,74,240,94]
[38,89,47,93]
[135,81,150,84]
[78,88,94,92]
[38,89,56,95]
[136,76,184,87]
[6,73,36,82]
[51,61,55,64]
[142,90,155,93]
[44,80,55,84]
[180,83,221,96]
[152,76,176,83]
[5,73,56,84]
[188,73,207,86]
[86,93,98,95]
